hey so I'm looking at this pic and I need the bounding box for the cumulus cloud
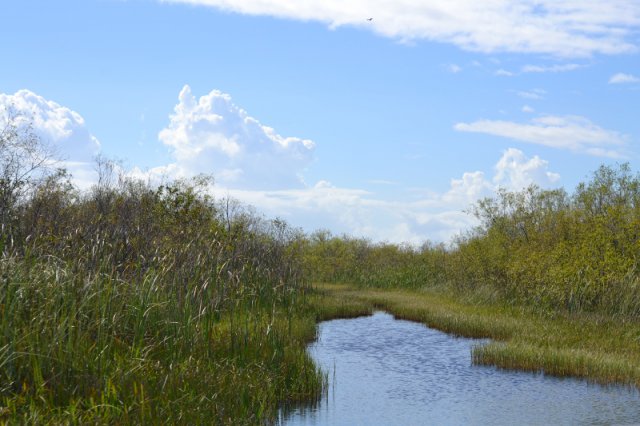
[455,115,628,158]
[0,90,563,244]
[609,73,640,84]
[441,171,493,205]
[161,0,640,57]
[0,90,100,162]
[493,148,560,190]
[157,85,315,190]
[0,89,101,188]
[522,105,535,113]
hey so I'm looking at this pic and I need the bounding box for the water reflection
[282,311,640,426]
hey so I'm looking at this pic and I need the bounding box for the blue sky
[2,0,639,243]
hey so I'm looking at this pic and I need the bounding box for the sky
[1,0,639,244]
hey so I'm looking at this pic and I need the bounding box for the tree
[0,109,56,252]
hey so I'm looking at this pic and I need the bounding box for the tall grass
[5,119,640,420]
[0,169,325,424]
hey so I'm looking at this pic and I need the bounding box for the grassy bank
[4,123,640,423]
[0,258,324,424]
[0,134,374,424]
[301,164,640,390]
[314,283,640,389]
[0,164,327,424]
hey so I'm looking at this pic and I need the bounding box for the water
[282,312,640,426]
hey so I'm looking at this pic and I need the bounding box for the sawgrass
[0,176,327,425]
[0,256,329,425]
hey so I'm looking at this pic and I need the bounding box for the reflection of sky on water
[283,312,640,426]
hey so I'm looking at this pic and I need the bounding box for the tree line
[303,164,640,318]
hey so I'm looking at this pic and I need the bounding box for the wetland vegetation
[302,163,640,391]
[2,119,640,423]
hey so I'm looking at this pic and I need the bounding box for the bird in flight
[367,17,373,21]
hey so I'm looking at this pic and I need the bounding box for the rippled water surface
[282,312,640,426]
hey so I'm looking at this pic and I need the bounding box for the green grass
[0,275,371,425]
[0,257,330,425]
[314,283,640,388]
[0,173,338,424]
[4,270,640,424]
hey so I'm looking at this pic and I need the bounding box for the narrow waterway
[282,311,640,426]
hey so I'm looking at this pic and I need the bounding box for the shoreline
[310,283,640,389]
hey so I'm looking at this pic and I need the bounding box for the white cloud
[609,72,640,84]
[157,85,315,190]
[495,69,515,77]
[447,64,462,73]
[0,89,101,188]
[0,90,100,163]
[441,171,493,205]
[161,0,640,57]
[521,63,583,73]
[493,148,560,190]
[141,87,562,243]
[498,63,584,76]
[209,149,559,244]
[515,89,546,100]
[455,115,627,158]
[522,105,535,113]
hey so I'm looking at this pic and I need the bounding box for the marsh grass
[0,172,330,425]
[306,284,374,322]
[0,266,326,425]
[316,283,640,388]
[5,138,640,423]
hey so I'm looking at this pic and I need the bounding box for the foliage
[454,163,640,316]
[304,164,640,318]
[4,110,640,421]
[302,230,448,290]
[0,146,321,422]
[0,111,56,252]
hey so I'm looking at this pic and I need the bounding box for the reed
[5,123,640,422]
[0,170,327,425]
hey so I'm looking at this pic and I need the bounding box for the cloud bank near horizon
[1,87,563,244]
[208,148,561,244]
